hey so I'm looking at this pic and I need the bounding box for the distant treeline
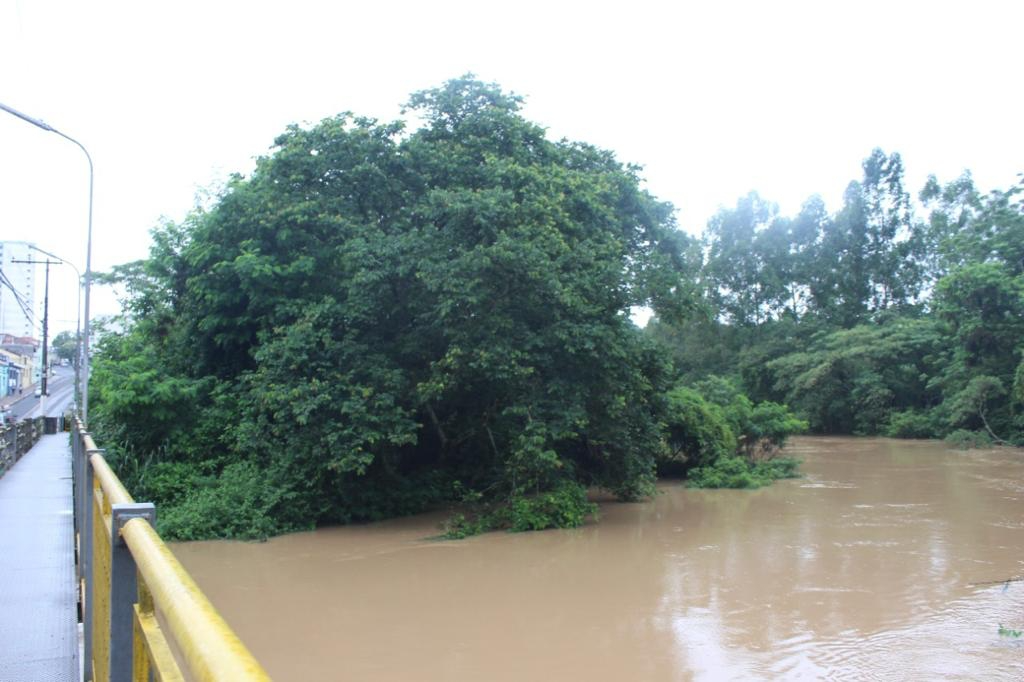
[88,77,1019,541]
[648,151,1024,447]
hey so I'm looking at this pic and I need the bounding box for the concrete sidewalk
[0,380,38,412]
[0,434,79,681]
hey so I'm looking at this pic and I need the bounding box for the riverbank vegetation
[88,77,1020,540]
[646,151,1024,449]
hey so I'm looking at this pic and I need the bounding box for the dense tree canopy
[650,152,1024,445]
[92,79,1014,541]
[91,77,709,538]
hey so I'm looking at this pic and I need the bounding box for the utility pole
[12,256,60,407]
[29,246,83,414]
[0,101,95,426]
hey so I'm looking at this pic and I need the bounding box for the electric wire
[0,269,35,322]
[0,268,42,334]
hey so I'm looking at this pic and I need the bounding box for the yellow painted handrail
[74,419,273,681]
[90,452,133,506]
[122,518,271,682]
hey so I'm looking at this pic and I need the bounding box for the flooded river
[173,437,1024,680]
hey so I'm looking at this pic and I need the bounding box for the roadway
[9,366,76,420]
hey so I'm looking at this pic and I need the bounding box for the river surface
[172,437,1024,680]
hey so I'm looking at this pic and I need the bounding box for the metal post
[0,101,95,426]
[83,445,101,682]
[72,431,83,582]
[42,260,49,400]
[28,246,83,415]
[72,430,78,551]
[109,503,155,682]
[82,149,93,427]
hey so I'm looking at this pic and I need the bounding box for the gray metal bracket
[111,503,156,545]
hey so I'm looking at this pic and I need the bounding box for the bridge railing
[0,416,44,477]
[72,419,272,681]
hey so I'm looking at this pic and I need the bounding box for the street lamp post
[0,101,94,426]
[29,246,83,413]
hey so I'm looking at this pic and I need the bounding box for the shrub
[686,456,758,489]
[441,481,598,538]
[689,376,806,458]
[885,409,942,439]
[754,456,802,480]
[157,461,298,541]
[502,482,598,532]
[686,455,802,489]
[440,512,489,540]
[743,401,808,458]
[660,386,736,474]
[944,429,993,450]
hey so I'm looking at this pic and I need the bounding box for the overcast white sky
[1,0,1022,335]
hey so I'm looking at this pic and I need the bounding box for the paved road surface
[8,367,76,421]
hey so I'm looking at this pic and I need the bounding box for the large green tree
[51,330,78,363]
[91,77,699,537]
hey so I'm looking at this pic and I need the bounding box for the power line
[0,269,37,323]
[0,263,45,339]
[0,266,33,311]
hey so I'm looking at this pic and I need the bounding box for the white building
[0,241,40,339]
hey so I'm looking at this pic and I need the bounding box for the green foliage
[90,330,206,456]
[703,192,784,326]
[766,318,944,434]
[441,481,597,538]
[157,461,298,541]
[440,513,488,540]
[91,76,696,539]
[931,263,1024,442]
[503,482,598,532]
[133,461,208,507]
[660,386,736,474]
[745,402,808,456]
[884,409,942,439]
[649,152,1024,447]
[91,86,1024,538]
[1014,357,1024,407]
[51,330,78,363]
[644,314,736,383]
[944,429,993,450]
[657,378,804,489]
[998,624,1023,638]
[686,456,801,489]
[692,376,806,456]
[698,150,924,331]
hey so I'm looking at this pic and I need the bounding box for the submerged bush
[442,481,598,539]
[944,429,993,450]
[686,456,801,489]
[743,401,808,458]
[502,482,598,532]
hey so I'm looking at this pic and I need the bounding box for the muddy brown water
[172,437,1024,680]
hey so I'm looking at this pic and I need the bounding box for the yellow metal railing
[73,420,271,681]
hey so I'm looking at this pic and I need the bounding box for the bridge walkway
[0,433,79,682]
